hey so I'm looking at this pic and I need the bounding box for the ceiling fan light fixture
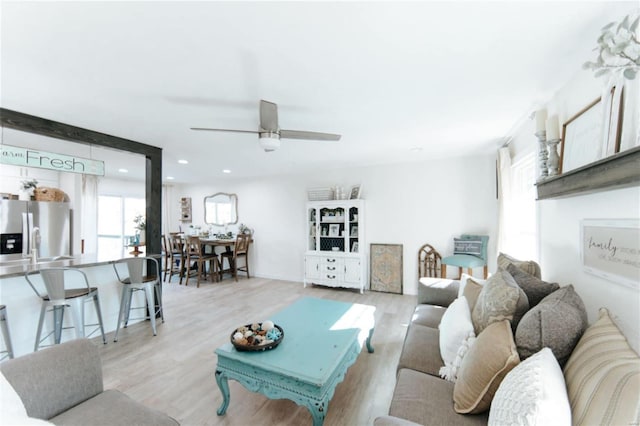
[259,132,281,152]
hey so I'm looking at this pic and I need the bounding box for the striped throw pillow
[453,238,482,256]
[563,308,640,426]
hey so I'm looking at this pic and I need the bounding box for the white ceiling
[1,1,635,183]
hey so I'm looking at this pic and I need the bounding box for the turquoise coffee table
[214,297,376,426]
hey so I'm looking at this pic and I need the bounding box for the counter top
[0,253,162,279]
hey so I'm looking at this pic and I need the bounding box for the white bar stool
[25,268,107,351]
[112,257,164,342]
[0,305,14,360]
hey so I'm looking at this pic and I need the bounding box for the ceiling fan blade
[280,129,341,141]
[190,127,259,134]
[260,100,279,131]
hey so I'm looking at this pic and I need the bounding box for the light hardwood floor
[94,276,417,426]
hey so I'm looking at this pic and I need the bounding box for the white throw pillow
[458,273,486,298]
[488,347,571,426]
[440,333,476,382]
[439,296,475,368]
[1,370,27,418]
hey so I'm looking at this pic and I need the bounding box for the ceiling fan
[190,100,341,152]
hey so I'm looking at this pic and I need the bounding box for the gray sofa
[375,278,488,426]
[0,339,179,426]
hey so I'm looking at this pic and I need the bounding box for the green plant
[20,179,38,191]
[583,12,640,80]
[133,214,146,231]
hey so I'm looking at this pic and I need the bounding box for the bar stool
[25,268,107,351]
[0,305,14,360]
[112,257,164,341]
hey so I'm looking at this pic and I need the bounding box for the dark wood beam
[1,108,163,256]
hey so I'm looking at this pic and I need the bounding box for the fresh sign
[0,144,105,176]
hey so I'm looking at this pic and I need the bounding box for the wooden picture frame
[602,84,624,156]
[370,243,403,294]
[581,219,639,289]
[560,98,604,173]
[349,184,362,199]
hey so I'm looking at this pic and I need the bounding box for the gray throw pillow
[515,285,588,366]
[472,270,528,334]
[506,263,559,307]
[497,253,541,278]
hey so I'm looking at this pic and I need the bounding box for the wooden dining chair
[220,233,251,282]
[161,234,170,282]
[184,236,219,287]
[167,233,185,284]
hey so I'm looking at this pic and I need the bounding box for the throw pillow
[471,270,526,334]
[506,263,559,307]
[564,308,640,426]
[462,278,483,312]
[457,273,486,298]
[497,252,541,278]
[453,238,483,257]
[453,320,520,414]
[438,296,475,368]
[439,333,476,382]
[488,348,571,426]
[1,370,27,418]
[515,285,587,366]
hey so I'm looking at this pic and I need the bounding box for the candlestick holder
[546,138,561,176]
[535,130,548,180]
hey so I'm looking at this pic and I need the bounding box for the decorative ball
[251,323,260,331]
[262,320,275,331]
[244,330,253,338]
[233,332,244,342]
[266,328,282,341]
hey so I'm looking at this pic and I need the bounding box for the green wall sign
[0,144,105,176]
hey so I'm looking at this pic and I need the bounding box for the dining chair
[112,257,164,341]
[167,233,185,284]
[220,233,251,282]
[440,234,489,279]
[184,235,219,287]
[161,234,170,282]
[25,268,107,351]
[418,243,442,278]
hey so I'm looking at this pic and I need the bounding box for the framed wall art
[349,184,362,199]
[560,98,604,173]
[602,84,624,156]
[370,243,403,294]
[581,219,640,289]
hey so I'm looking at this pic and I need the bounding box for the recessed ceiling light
[166,176,175,180]
[409,147,423,153]
[222,169,231,174]
[178,159,189,164]
[118,168,128,173]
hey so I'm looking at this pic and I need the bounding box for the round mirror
[204,192,238,225]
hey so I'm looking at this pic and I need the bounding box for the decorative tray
[230,321,284,352]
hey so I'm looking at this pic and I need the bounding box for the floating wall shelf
[536,145,640,200]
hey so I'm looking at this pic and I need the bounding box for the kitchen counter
[0,252,163,357]
[0,252,162,278]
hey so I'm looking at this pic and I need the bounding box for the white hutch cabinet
[304,200,366,293]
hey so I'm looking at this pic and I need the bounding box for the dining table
[179,235,252,281]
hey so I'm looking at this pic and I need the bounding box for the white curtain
[496,146,512,255]
[81,174,99,254]
[162,184,173,235]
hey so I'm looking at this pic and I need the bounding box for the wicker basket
[34,187,67,202]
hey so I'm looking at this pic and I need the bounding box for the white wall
[509,68,640,352]
[170,154,498,295]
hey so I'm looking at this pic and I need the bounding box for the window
[97,195,145,258]
[504,153,537,260]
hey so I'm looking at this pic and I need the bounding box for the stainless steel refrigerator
[0,200,71,261]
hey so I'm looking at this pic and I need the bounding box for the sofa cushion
[1,370,27,418]
[497,252,541,278]
[397,324,443,377]
[461,278,486,312]
[417,277,459,307]
[515,285,587,366]
[471,270,527,334]
[50,389,179,426]
[488,347,571,426]
[374,415,422,426]
[563,308,640,426]
[453,320,520,414]
[439,296,474,368]
[390,368,488,426]
[506,263,559,307]
[411,304,447,328]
